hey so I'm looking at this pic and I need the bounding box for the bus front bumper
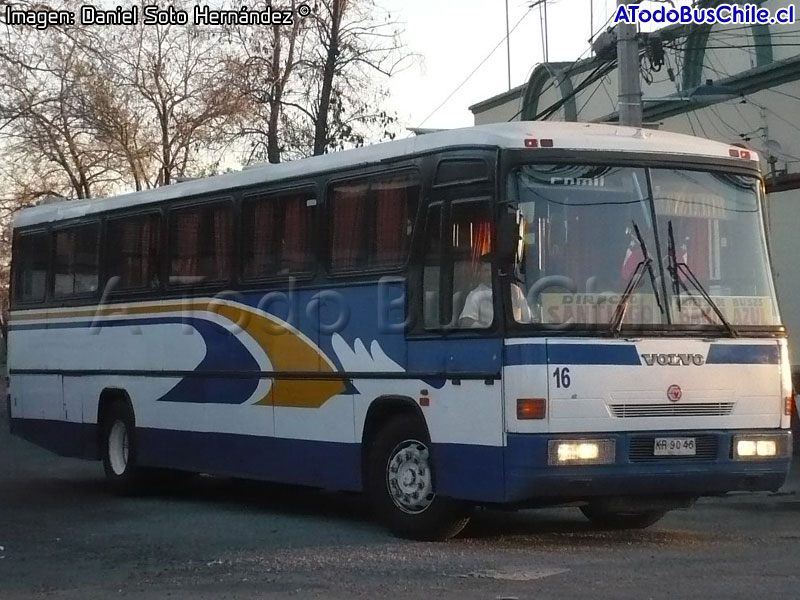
[503,429,792,504]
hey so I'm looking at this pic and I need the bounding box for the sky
[381,0,621,132]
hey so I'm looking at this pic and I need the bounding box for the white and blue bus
[7,122,793,540]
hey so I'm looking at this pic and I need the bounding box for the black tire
[580,504,666,530]
[101,400,145,495]
[367,415,471,541]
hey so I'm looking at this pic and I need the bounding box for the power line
[417,6,536,127]
[536,60,618,120]
[702,43,800,50]
[761,86,800,104]
[694,55,760,134]
[684,111,697,136]
[505,7,619,122]
[575,72,610,116]
[742,95,800,138]
[598,75,616,108]
[682,49,800,106]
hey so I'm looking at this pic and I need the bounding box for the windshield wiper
[667,221,738,337]
[610,221,664,335]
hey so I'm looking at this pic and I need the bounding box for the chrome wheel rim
[108,421,129,476]
[386,439,435,514]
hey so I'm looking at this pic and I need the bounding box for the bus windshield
[506,163,780,330]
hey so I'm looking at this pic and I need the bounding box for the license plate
[653,437,696,456]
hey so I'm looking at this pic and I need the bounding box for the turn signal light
[517,398,546,420]
[785,393,796,416]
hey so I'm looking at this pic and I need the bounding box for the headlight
[733,434,790,460]
[548,439,615,465]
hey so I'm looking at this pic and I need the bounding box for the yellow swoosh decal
[11,300,346,408]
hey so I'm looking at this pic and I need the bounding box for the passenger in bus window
[458,260,493,328]
[458,260,532,328]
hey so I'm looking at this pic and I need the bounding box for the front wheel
[580,504,666,529]
[367,416,471,541]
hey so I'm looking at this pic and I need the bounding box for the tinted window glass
[242,191,315,279]
[435,159,489,186]
[14,232,49,303]
[169,203,232,285]
[106,214,161,291]
[422,205,442,328]
[422,199,494,330]
[451,201,494,329]
[329,172,419,272]
[53,223,99,297]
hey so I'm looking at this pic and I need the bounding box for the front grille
[609,403,735,418]
[629,435,719,462]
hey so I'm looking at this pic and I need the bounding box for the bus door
[407,195,504,501]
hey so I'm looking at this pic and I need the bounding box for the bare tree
[231,0,310,164]
[231,0,409,162]
[97,5,248,186]
[0,30,121,199]
[308,0,409,155]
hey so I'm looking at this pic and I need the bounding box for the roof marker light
[740,150,751,160]
[524,138,538,148]
[729,148,740,158]
[540,138,554,147]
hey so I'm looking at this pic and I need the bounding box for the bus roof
[14,121,759,228]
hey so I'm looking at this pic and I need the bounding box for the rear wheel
[101,400,144,494]
[580,504,666,529]
[367,416,471,541]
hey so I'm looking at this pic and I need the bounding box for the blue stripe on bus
[505,343,641,366]
[11,417,507,500]
[706,344,780,365]
[504,343,547,366]
[12,317,260,404]
[549,343,642,365]
[12,418,790,504]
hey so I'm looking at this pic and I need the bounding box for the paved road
[1,401,797,600]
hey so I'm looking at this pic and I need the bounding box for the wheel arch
[361,395,429,483]
[96,388,134,454]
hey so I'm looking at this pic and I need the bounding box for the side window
[169,202,232,285]
[53,223,99,297]
[13,232,49,303]
[241,191,315,280]
[451,201,494,329]
[422,199,494,330]
[328,171,419,273]
[434,159,489,186]
[106,213,161,291]
[422,205,442,328]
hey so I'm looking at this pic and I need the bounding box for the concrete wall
[472,98,524,125]
[765,188,800,366]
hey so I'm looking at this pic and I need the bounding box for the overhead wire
[417,4,537,127]
[505,7,620,122]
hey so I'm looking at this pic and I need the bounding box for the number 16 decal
[552,367,571,389]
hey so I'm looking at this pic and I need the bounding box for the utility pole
[616,0,643,127]
[505,0,511,90]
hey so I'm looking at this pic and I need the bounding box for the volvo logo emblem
[667,385,682,402]
[641,353,705,366]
